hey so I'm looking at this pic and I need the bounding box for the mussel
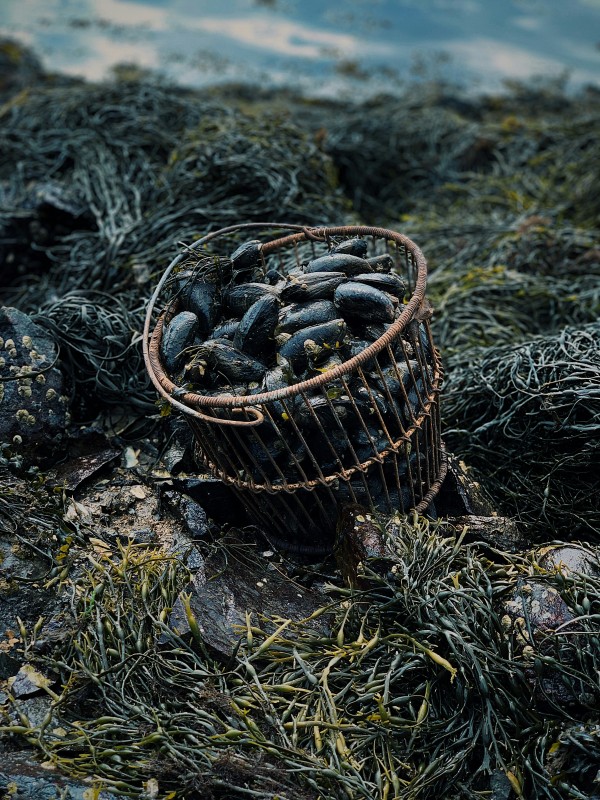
[332,237,368,259]
[161,311,199,374]
[350,272,405,300]
[210,319,240,340]
[278,300,337,334]
[230,239,263,279]
[233,293,280,357]
[334,282,396,323]
[366,253,395,273]
[280,271,347,303]
[174,273,219,333]
[224,283,279,316]
[304,253,371,276]
[195,340,266,385]
[279,319,347,370]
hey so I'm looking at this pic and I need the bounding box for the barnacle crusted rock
[0,306,68,466]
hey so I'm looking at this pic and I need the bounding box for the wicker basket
[144,223,446,552]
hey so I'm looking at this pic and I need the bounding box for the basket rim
[143,223,429,413]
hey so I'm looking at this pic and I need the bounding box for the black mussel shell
[304,253,371,276]
[343,336,381,371]
[233,293,280,358]
[280,271,347,303]
[332,237,368,259]
[350,272,406,300]
[406,375,427,415]
[352,425,391,463]
[292,393,351,431]
[161,311,199,375]
[174,275,219,333]
[197,340,266,385]
[278,299,337,334]
[210,319,240,340]
[244,435,287,477]
[353,384,389,420]
[366,254,395,273]
[408,320,436,373]
[307,352,344,375]
[334,282,395,323]
[345,336,375,360]
[364,323,390,341]
[279,319,347,370]
[265,267,283,285]
[308,427,351,475]
[230,240,263,277]
[224,282,279,316]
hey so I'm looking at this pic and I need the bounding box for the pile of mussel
[160,236,436,502]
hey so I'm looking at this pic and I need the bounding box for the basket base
[221,446,448,556]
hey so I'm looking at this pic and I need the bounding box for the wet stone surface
[0,307,68,467]
[537,544,600,577]
[334,505,392,588]
[0,751,120,799]
[167,533,330,659]
[502,579,582,708]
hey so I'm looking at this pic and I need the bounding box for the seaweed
[429,261,600,352]
[1,82,347,420]
[4,517,598,799]
[32,290,155,420]
[1,46,599,800]
[442,323,600,540]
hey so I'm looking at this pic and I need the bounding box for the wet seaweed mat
[443,323,600,541]
[3,517,599,799]
[0,82,347,422]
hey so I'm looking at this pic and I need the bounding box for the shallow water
[2,0,600,96]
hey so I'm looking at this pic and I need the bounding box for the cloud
[193,15,392,59]
[446,37,570,80]
[511,16,543,31]
[57,37,162,81]
[88,0,170,31]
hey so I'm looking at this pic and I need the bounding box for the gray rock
[161,490,209,539]
[0,752,119,799]
[0,307,68,466]
[167,533,329,659]
[334,505,391,588]
[537,544,599,577]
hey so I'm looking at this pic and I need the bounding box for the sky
[1,0,600,96]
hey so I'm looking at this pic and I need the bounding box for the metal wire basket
[144,222,446,552]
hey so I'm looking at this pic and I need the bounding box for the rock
[435,454,497,517]
[536,544,599,577]
[0,307,69,467]
[169,475,245,525]
[161,490,210,539]
[5,695,53,729]
[502,579,582,708]
[503,580,576,645]
[45,429,119,492]
[8,665,56,699]
[167,533,329,659]
[334,505,391,587]
[160,417,197,474]
[0,652,21,681]
[489,770,513,800]
[447,514,527,553]
[0,751,120,800]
